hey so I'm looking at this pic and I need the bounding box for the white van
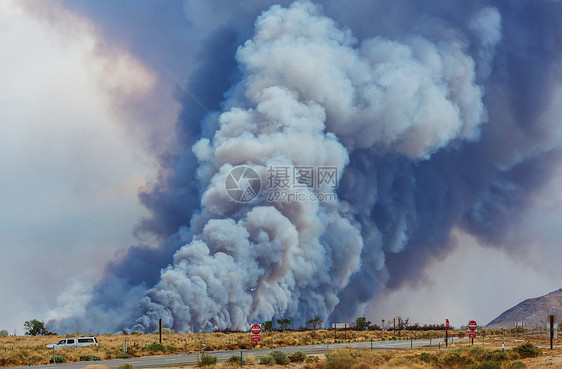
[45,337,99,349]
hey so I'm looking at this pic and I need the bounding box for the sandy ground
[525,346,562,368]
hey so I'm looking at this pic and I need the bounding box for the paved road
[11,338,465,369]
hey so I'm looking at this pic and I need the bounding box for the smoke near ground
[46,0,562,333]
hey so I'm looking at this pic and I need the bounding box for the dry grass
[0,330,554,367]
[0,329,455,366]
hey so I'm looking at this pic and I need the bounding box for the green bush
[473,361,501,369]
[270,350,290,364]
[79,355,101,361]
[118,363,133,369]
[513,342,541,358]
[259,355,274,365]
[228,355,246,364]
[467,346,488,361]
[48,356,66,364]
[145,342,175,354]
[487,350,509,362]
[289,351,307,362]
[116,354,131,359]
[506,350,521,360]
[509,361,527,369]
[416,352,438,364]
[198,354,217,366]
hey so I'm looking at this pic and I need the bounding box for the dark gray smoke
[48,0,562,333]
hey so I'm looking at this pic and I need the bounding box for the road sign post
[468,320,477,346]
[251,324,262,343]
[547,315,558,349]
[332,323,348,340]
[445,319,449,347]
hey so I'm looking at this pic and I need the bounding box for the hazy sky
[0,1,166,334]
[1,0,562,334]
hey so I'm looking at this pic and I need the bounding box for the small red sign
[468,320,477,331]
[251,323,262,342]
[251,324,262,335]
[446,319,450,330]
[469,332,477,339]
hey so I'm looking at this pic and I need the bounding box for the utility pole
[549,315,555,350]
[159,319,162,344]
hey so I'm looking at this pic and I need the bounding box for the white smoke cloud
[469,7,502,79]
[134,1,485,332]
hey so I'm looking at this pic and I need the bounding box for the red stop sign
[251,324,262,335]
[468,321,477,331]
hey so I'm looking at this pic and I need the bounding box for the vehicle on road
[45,336,98,349]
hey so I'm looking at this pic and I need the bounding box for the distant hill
[486,289,562,329]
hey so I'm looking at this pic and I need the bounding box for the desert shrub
[118,363,133,369]
[304,358,323,369]
[384,356,432,369]
[415,352,438,364]
[144,342,174,354]
[325,351,356,369]
[466,346,488,361]
[116,354,131,359]
[513,342,541,358]
[439,352,474,367]
[228,354,247,364]
[259,355,274,364]
[506,350,520,360]
[49,356,66,363]
[509,361,527,369]
[130,331,142,335]
[80,354,101,361]
[473,361,501,369]
[486,350,508,362]
[289,351,307,362]
[198,354,217,366]
[270,350,290,364]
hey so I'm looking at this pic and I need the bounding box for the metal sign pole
[550,315,554,350]
[159,319,162,344]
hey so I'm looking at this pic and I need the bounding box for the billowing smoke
[48,0,562,333]
[133,1,487,332]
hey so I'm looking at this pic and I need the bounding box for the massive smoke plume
[49,0,562,333]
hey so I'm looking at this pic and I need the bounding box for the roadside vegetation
[0,324,551,367]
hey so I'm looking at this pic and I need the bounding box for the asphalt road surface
[12,337,465,369]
